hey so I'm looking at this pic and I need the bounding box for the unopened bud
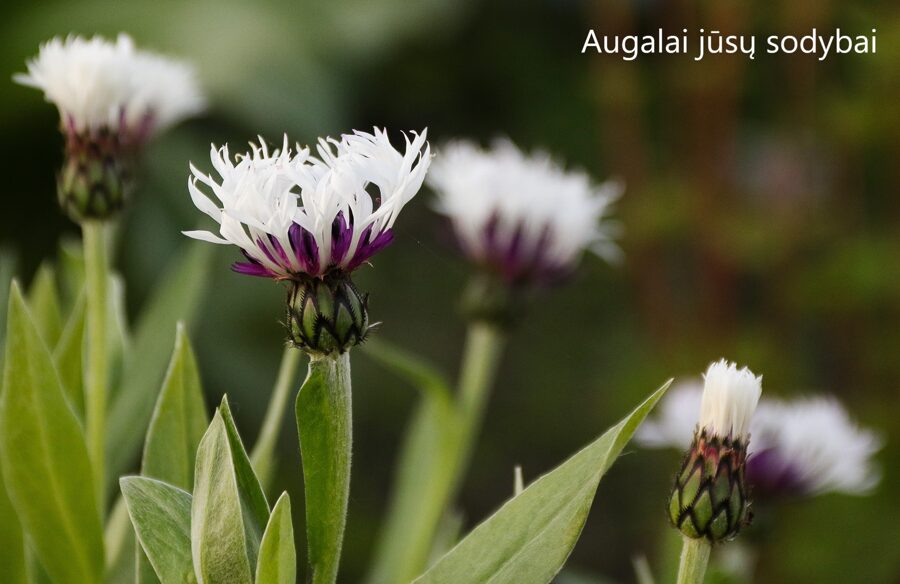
[668,429,752,543]
[286,274,370,356]
[58,129,131,221]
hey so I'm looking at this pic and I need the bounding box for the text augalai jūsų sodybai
[581,28,877,61]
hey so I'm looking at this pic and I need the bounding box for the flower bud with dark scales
[57,128,132,221]
[668,429,752,543]
[286,273,371,357]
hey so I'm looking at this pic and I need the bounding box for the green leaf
[192,399,268,584]
[0,283,104,584]
[218,397,271,549]
[52,293,86,420]
[57,238,85,314]
[26,263,63,348]
[0,255,24,584]
[255,492,296,584]
[121,477,196,584]
[107,244,211,485]
[413,380,672,584]
[296,354,353,584]
[0,250,17,354]
[106,273,131,397]
[105,495,137,584]
[142,323,209,490]
[364,340,459,584]
[0,463,26,584]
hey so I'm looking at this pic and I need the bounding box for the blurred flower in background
[429,139,622,287]
[14,33,203,219]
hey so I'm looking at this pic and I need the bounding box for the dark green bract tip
[286,273,370,357]
[57,129,132,222]
[668,429,752,544]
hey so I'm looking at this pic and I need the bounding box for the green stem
[676,537,711,584]
[297,352,352,584]
[367,322,506,584]
[454,322,506,483]
[83,220,108,511]
[251,345,303,487]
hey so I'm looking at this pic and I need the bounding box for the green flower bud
[286,274,370,356]
[57,129,131,222]
[668,429,752,543]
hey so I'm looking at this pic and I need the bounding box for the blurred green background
[1,0,898,582]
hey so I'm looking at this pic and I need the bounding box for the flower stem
[366,322,505,584]
[83,220,108,512]
[296,352,352,584]
[676,537,711,584]
[455,322,506,481]
[251,345,303,487]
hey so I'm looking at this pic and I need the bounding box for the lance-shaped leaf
[136,323,208,583]
[53,293,86,419]
[105,495,137,584]
[26,263,62,348]
[0,253,24,584]
[142,323,209,489]
[192,398,269,584]
[121,477,195,584]
[107,244,211,485]
[255,492,297,584]
[0,283,104,584]
[413,381,672,584]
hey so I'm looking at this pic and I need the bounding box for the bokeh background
[2,0,899,582]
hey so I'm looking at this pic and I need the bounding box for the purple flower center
[473,214,571,286]
[231,212,394,280]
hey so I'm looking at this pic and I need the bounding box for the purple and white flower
[638,378,882,497]
[427,139,622,285]
[15,34,204,144]
[185,129,431,280]
[749,397,882,496]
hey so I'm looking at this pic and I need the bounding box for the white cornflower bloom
[427,139,622,284]
[185,128,431,280]
[699,359,762,440]
[749,397,882,496]
[639,377,882,498]
[15,33,204,140]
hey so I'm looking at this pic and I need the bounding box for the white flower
[638,377,882,497]
[15,34,204,138]
[427,139,622,284]
[184,128,431,279]
[750,397,881,495]
[699,359,762,439]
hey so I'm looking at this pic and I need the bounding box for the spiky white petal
[752,398,882,495]
[15,34,204,135]
[427,139,622,278]
[185,129,431,278]
[699,359,762,439]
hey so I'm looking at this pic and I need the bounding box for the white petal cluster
[752,398,882,495]
[699,359,762,439]
[184,129,431,278]
[638,377,882,496]
[427,139,622,275]
[15,34,204,136]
